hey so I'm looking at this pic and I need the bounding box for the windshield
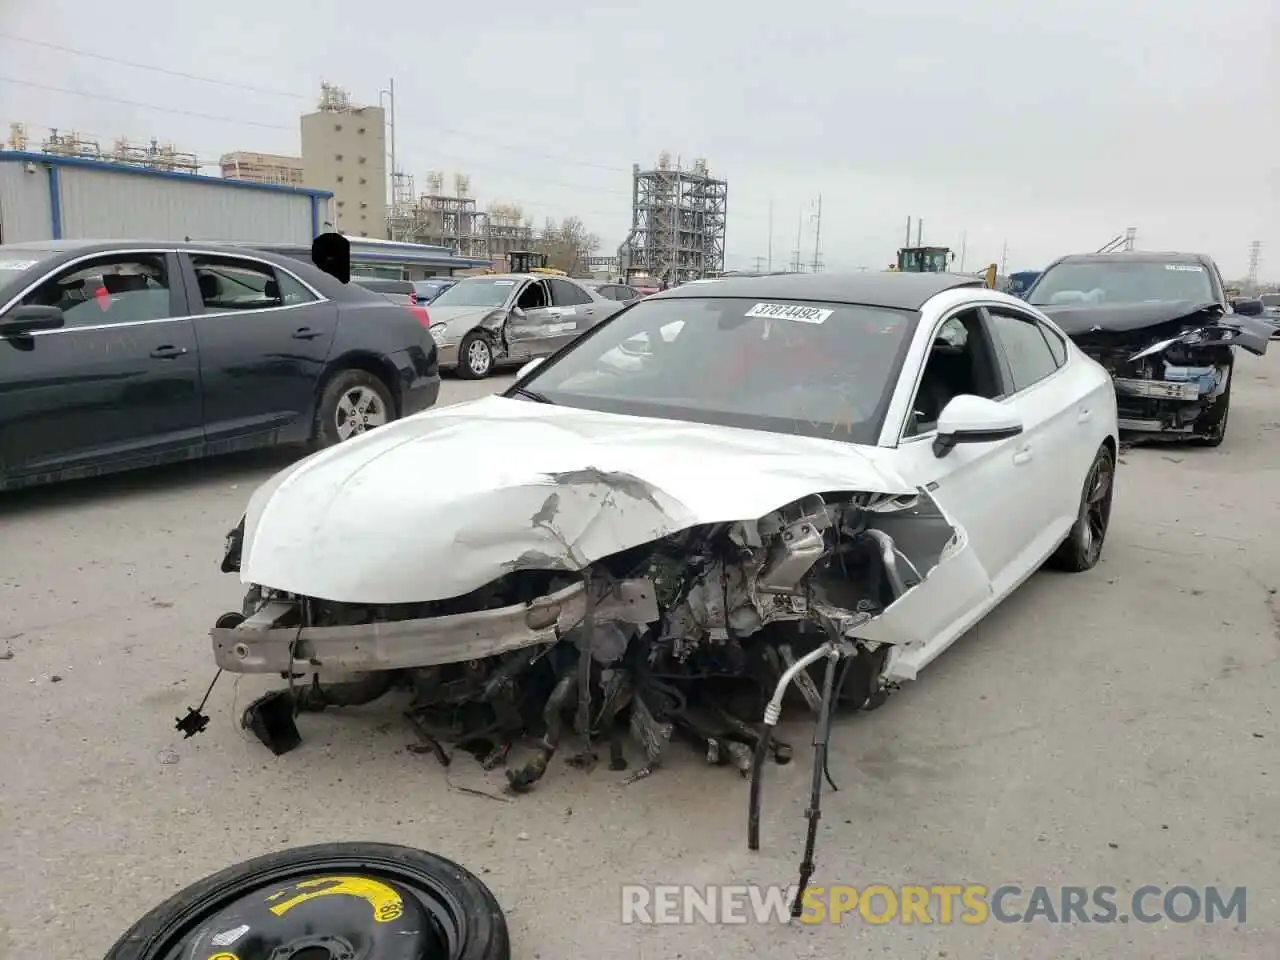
[516,296,916,444]
[0,252,53,288]
[1029,260,1215,306]
[430,277,516,308]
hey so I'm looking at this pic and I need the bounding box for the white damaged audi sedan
[207,271,1119,789]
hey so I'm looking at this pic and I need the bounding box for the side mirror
[0,304,65,336]
[1231,297,1263,317]
[510,306,526,320]
[932,395,1023,457]
[311,232,350,284]
[516,357,545,380]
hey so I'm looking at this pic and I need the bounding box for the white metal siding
[56,166,315,244]
[0,161,55,243]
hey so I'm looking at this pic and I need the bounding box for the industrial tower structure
[627,153,727,283]
[383,171,534,261]
[1247,240,1262,289]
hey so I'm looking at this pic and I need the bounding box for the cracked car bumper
[211,579,659,674]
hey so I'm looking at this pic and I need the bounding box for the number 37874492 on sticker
[744,302,833,324]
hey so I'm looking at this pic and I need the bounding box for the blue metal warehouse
[0,152,493,275]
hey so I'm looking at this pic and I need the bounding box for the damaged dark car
[1028,251,1270,445]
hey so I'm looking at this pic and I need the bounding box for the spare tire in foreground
[104,842,510,960]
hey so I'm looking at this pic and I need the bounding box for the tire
[457,331,495,380]
[104,842,510,960]
[1191,378,1230,448]
[1047,443,1115,573]
[313,369,395,448]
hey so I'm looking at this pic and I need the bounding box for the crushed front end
[210,489,964,790]
[1064,307,1267,439]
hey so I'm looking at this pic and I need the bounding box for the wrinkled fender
[477,309,508,336]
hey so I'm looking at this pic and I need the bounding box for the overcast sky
[2,0,1276,277]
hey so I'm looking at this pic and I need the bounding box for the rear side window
[549,278,593,306]
[986,307,1060,392]
[275,269,318,305]
[191,256,283,311]
[1042,324,1067,366]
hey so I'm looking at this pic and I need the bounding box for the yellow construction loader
[888,245,999,289]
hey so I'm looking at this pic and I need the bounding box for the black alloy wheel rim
[1082,454,1114,563]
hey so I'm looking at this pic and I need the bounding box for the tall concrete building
[220,151,305,186]
[300,83,388,238]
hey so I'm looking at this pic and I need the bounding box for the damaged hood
[1042,300,1271,357]
[1039,299,1223,336]
[239,395,917,604]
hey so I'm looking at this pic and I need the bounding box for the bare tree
[536,216,599,274]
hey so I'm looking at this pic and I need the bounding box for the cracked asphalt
[1,362,1277,960]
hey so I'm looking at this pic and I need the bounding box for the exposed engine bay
[207,490,952,781]
[192,489,959,909]
[1044,300,1269,439]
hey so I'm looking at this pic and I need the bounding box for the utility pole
[916,219,923,247]
[389,78,397,191]
[752,256,766,272]
[1000,241,1009,275]
[792,213,803,272]
[809,194,823,273]
[959,231,968,272]
[1124,226,1136,251]
[767,199,774,272]
[379,79,398,238]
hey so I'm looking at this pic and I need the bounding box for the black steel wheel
[104,842,509,960]
[1048,443,1115,573]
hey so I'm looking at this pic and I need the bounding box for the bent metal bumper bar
[210,579,659,674]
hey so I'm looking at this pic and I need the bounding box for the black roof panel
[656,271,985,311]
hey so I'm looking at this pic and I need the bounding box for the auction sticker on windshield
[1165,264,1205,272]
[745,302,833,323]
[0,260,39,270]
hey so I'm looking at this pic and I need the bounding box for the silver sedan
[426,273,628,379]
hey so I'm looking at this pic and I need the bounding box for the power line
[0,34,630,174]
[4,78,781,225]
[0,32,308,98]
[0,77,295,131]
[0,34,784,221]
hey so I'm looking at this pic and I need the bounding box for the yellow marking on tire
[266,875,404,923]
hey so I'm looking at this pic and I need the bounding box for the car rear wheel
[314,369,394,447]
[457,331,494,380]
[103,842,510,960]
[1048,443,1115,573]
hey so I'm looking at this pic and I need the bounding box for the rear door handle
[149,345,187,359]
[293,327,321,340]
[1012,444,1033,465]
